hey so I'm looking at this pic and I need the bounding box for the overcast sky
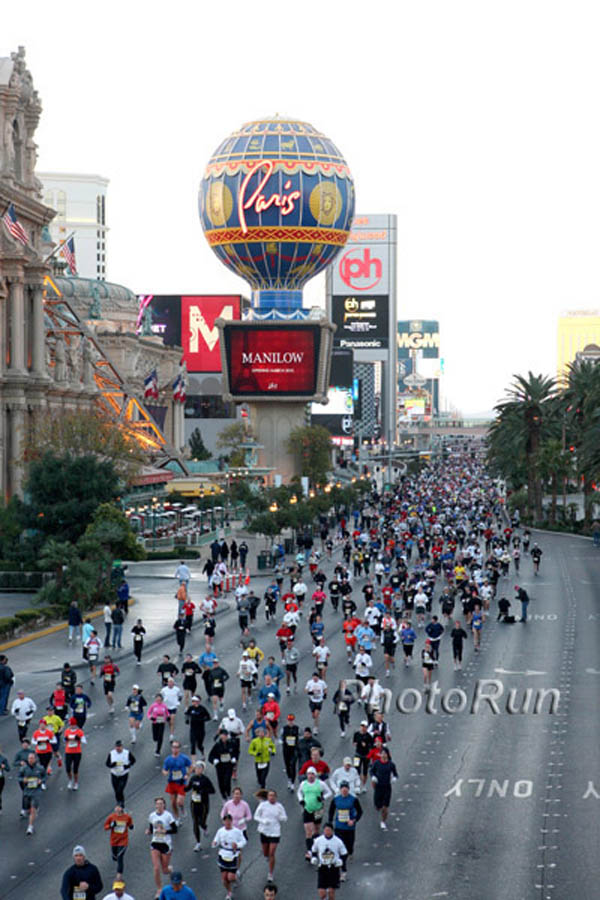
[5,1,600,413]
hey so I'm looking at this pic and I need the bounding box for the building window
[184,395,236,419]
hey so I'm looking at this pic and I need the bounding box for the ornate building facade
[0,48,183,499]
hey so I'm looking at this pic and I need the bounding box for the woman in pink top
[221,786,253,873]
[147,693,170,757]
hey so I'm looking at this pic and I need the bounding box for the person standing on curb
[0,654,14,715]
[60,845,103,900]
[67,602,83,644]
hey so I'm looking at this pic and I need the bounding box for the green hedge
[0,606,58,639]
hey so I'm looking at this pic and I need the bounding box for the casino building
[0,48,180,498]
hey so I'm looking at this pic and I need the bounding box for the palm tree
[494,372,557,520]
[563,361,600,526]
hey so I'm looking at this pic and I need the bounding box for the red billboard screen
[181,295,241,372]
[225,324,320,397]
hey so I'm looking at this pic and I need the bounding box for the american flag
[144,368,159,400]
[60,236,77,275]
[2,203,29,245]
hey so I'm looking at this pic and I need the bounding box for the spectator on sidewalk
[117,579,130,615]
[0,654,14,715]
[111,606,125,649]
[67,602,83,644]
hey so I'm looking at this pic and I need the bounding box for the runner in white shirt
[11,691,37,740]
[237,653,258,711]
[352,649,373,683]
[212,814,247,900]
[146,797,177,897]
[254,788,288,882]
[414,590,428,627]
[311,639,331,678]
[160,679,183,742]
[305,673,328,735]
[329,758,361,795]
[311,824,347,899]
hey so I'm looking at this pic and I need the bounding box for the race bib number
[18,720,25,727]
[338,702,347,711]
[220,849,235,862]
[286,736,296,746]
[353,757,360,768]
[185,669,194,677]
[67,740,78,749]
[114,822,126,833]
[104,673,112,682]
[171,770,182,780]
[338,809,350,822]
[266,711,274,719]
[113,764,124,775]
[220,754,231,763]
[37,742,48,752]
[26,777,39,789]
[257,762,268,769]
[322,850,334,864]
[73,889,86,900]
[213,679,221,688]
[192,790,201,802]
[129,701,139,712]
[155,716,165,724]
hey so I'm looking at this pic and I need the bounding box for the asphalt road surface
[0,531,598,900]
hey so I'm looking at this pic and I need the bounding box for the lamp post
[151,496,159,550]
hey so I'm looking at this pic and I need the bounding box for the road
[0,532,598,900]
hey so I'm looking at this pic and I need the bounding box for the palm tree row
[487,361,600,527]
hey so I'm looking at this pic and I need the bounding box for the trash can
[284,537,294,554]
[257,551,270,571]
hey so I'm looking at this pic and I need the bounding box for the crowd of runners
[0,450,545,900]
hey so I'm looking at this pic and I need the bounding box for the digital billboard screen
[224,324,321,397]
[330,348,353,388]
[331,294,389,349]
[136,295,242,373]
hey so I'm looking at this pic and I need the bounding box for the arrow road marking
[494,668,547,676]
[585,668,600,675]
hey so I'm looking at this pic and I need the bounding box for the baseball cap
[69,717,78,725]
[287,713,295,720]
[267,692,275,698]
[170,871,183,884]
[227,708,235,718]
[339,780,350,788]
[73,845,85,856]
[191,695,201,702]
[360,720,368,726]
[132,684,140,691]
[306,766,317,774]
[113,880,126,890]
[343,756,352,765]
[115,739,123,746]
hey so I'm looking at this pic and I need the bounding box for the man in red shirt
[298,746,330,779]
[262,695,281,739]
[182,599,196,634]
[275,623,294,656]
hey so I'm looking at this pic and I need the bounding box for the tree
[216,422,247,467]
[0,497,25,561]
[189,427,212,461]
[286,425,333,486]
[537,438,573,525]
[22,409,145,480]
[492,372,557,520]
[562,361,600,527]
[83,503,146,561]
[25,452,120,544]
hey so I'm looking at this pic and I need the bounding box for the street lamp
[289,494,298,505]
[269,502,278,513]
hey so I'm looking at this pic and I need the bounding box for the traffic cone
[244,568,250,586]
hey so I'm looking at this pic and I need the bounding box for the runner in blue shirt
[162,741,192,825]
[400,624,417,666]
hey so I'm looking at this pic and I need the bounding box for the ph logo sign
[338,247,383,291]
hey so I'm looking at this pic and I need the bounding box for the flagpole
[43,230,76,264]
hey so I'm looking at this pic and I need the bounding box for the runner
[212,813,247,900]
[421,640,435,689]
[181,653,202,708]
[131,618,146,665]
[185,760,216,851]
[157,655,180,687]
[148,693,171,756]
[158,870,197,899]
[161,677,183,742]
[310,821,347,900]
[208,729,238,799]
[60,846,103,899]
[248,726,277,788]
[102,877,134,900]
[332,680,355,737]
[283,639,300,695]
[125,684,147,744]
[18,750,46,834]
[146,796,178,900]
[281,712,300,790]
[106,739,135,805]
[184,695,211,761]
[329,757,361,795]
[11,688,36,740]
[83,630,103,684]
[69,684,92,728]
[328,781,362,880]
[237,651,258,711]
[99,655,120,715]
[103,804,134,878]
[31,717,56,777]
[370,747,398,830]
[312,637,331,680]
[305,672,328,735]
[162,740,192,824]
[471,607,483,650]
[425,615,444,664]
[352,721,373,793]
[205,658,230,721]
[254,788,288,882]
[63,716,86,790]
[297,766,332,860]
